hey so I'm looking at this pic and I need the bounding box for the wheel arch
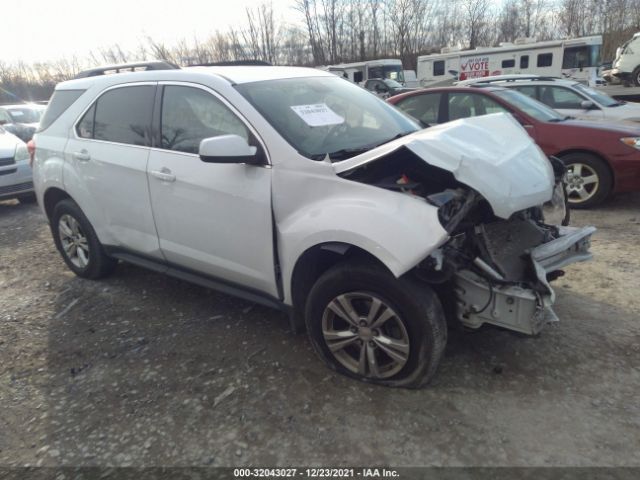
[43,187,73,222]
[288,242,392,333]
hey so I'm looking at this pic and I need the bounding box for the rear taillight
[27,139,35,167]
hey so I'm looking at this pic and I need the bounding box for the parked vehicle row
[0,126,35,203]
[457,74,640,122]
[388,76,640,207]
[30,63,595,388]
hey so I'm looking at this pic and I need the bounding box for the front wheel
[561,153,612,208]
[632,66,640,87]
[305,262,447,388]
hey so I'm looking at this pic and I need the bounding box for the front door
[146,83,277,296]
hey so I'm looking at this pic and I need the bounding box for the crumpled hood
[334,112,555,219]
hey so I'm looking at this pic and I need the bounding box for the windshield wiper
[609,101,625,107]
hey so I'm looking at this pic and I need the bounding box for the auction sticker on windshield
[291,104,344,127]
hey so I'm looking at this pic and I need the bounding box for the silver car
[0,126,34,202]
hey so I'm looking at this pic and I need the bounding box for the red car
[388,86,640,207]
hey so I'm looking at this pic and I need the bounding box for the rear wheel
[561,153,612,208]
[305,261,447,388]
[51,199,117,279]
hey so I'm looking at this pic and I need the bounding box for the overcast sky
[1,0,297,64]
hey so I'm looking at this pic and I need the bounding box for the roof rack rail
[74,61,180,79]
[187,60,272,67]
[462,74,563,86]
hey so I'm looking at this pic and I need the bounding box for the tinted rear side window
[38,89,85,132]
[93,85,155,146]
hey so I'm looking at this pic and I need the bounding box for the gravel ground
[0,194,639,468]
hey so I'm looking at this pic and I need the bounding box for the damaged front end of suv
[335,113,595,336]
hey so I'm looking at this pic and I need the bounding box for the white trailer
[417,36,603,88]
[320,59,405,85]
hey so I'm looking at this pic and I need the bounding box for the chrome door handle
[150,168,176,182]
[73,150,91,162]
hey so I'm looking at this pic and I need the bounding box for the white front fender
[273,165,449,304]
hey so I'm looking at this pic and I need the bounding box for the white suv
[458,74,640,122]
[32,63,594,387]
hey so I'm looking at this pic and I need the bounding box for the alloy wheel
[58,214,90,269]
[565,162,599,204]
[321,292,410,379]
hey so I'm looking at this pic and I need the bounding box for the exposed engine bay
[339,147,595,335]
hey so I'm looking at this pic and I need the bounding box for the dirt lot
[0,194,639,468]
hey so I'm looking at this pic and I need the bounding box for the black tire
[17,193,37,204]
[305,261,447,388]
[632,66,640,87]
[51,199,117,279]
[560,152,612,208]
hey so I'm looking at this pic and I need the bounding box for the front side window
[448,92,508,121]
[562,45,601,69]
[511,85,537,100]
[395,93,442,125]
[540,86,585,109]
[493,89,564,122]
[235,76,418,161]
[573,83,618,107]
[91,85,155,146]
[537,53,553,67]
[161,85,249,154]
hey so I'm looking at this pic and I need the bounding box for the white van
[417,36,602,88]
[610,32,640,86]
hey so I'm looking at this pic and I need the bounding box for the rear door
[65,83,162,257]
[146,82,276,296]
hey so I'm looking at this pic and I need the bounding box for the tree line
[2,0,640,103]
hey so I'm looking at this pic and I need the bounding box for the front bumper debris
[454,225,595,335]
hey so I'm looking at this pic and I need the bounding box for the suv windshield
[6,107,42,123]
[236,76,418,160]
[384,79,404,89]
[573,84,619,107]
[493,89,565,122]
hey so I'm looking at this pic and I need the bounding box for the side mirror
[0,119,7,126]
[580,100,595,110]
[199,134,260,164]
